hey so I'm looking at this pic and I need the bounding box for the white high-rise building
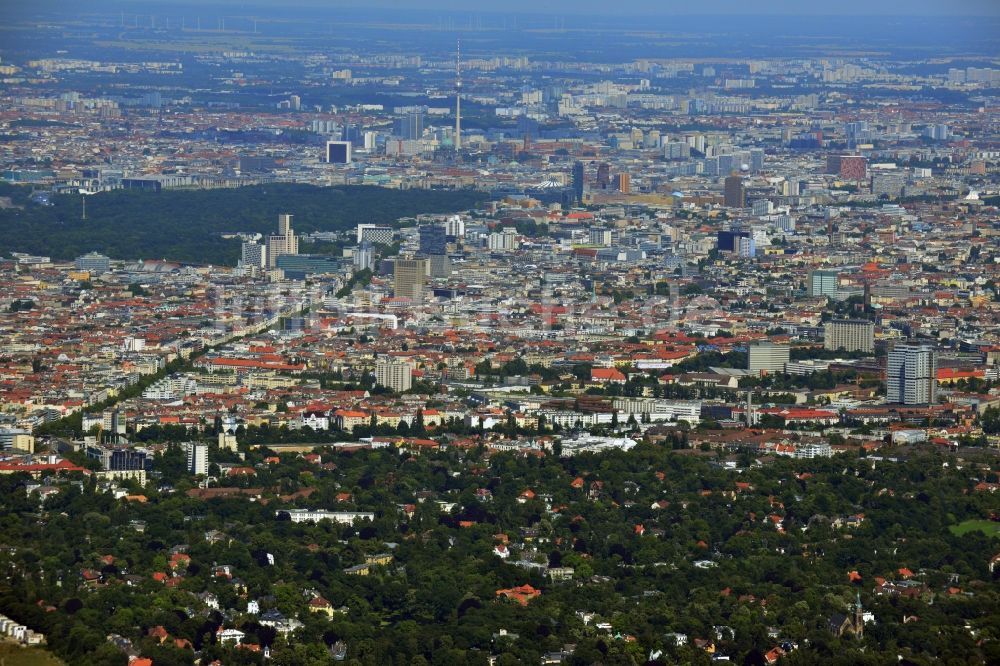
[375,357,413,392]
[487,229,520,252]
[186,442,209,476]
[353,242,374,270]
[445,215,465,238]
[886,344,937,405]
[241,242,266,269]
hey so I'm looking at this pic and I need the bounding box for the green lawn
[949,519,1000,538]
[0,643,65,666]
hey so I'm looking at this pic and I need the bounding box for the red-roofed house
[591,367,626,384]
[496,584,541,606]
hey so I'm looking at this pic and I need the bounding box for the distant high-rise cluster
[394,111,425,140]
[239,214,300,274]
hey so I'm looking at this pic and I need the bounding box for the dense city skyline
[0,1,997,665]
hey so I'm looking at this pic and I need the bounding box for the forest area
[0,183,482,265]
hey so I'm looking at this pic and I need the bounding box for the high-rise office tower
[809,269,839,298]
[824,319,875,353]
[572,161,585,204]
[596,162,611,190]
[419,223,447,256]
[427,254,451,278]
[326,140,352,164]
[886,344,937,405]
[277,213,293,239]
[718,154,736,175]
[616,173,631,193]
[341,123,363,148]
[826,154,843,175]
[724,174,746,208]
[394,258,428,302]
[717,229,751,253]
[267,214,299,268]
[395,111,424,140]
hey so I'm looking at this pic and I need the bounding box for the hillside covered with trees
[0,443,997,666]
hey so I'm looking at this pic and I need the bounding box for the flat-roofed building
[748,341,790,375]
[375,357,413,392]
[824,319,875,353]
[393,257,428,302]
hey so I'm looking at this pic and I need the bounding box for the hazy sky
[350,0,1000,14]
[119,0,1000,16]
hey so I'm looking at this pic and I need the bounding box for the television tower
[454,39,462,151]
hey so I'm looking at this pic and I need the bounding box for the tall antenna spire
[455,39,462,151]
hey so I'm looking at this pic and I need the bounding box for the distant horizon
[22,0,1000,17]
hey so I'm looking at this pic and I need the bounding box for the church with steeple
[827,592,865,639]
